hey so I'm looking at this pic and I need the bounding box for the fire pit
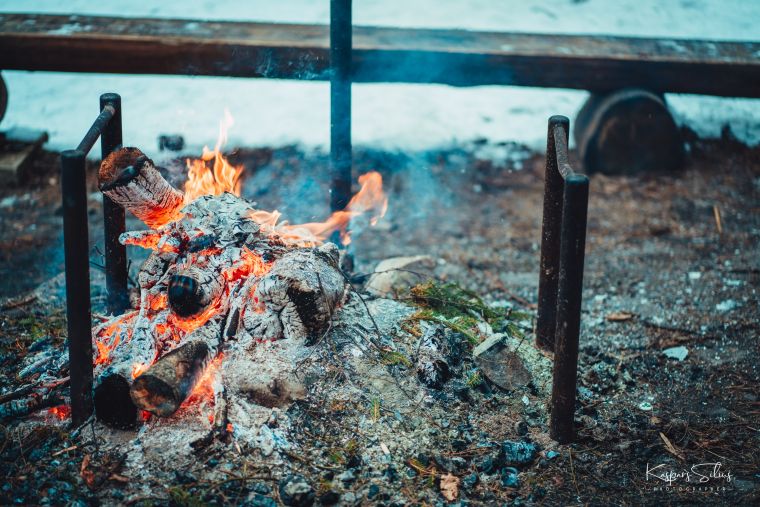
[59,96,388,433]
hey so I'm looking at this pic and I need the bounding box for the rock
[336,469,356,484]
[318,490,340,505]
[364,256,436,297]
[278,475,314,507]
[245,494,277,507]
[500,441,537,467]
[462,473,479,490]
[500,467,520,488]
[367,484,380,499]
[662,346,688,361]
[472,334,532,390]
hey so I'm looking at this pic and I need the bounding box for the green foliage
[168,486,208,507]
[406,280,531,346]
[466,370,483,388]
[380,351,412,368]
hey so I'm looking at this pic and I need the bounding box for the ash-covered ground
[0,131,758,506]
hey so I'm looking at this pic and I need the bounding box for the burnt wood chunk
[0,14,758,96]
[99,147,185,228]
[574,88,684,175]
[130,320,222,417]
[168,266,225,318]
[244,244,347,343]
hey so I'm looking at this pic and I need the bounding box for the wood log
[93,318,157,428]
[167,266,225,319]
[244,243,346,343]
[130,318,223,417]
[1,14,759,97]
[99,147,185,229]
[573,88,684,175]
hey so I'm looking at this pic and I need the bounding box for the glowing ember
[184,110,244,204]
[131,363,149,379]
[93,311,138,366]
[48,405,70,421]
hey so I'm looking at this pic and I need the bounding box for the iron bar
[60,149,94,426]
[536,115,569,351]
[76,105,114,154]
[330,0,352,214]
[99,93,129,314]
[549,174,589,443]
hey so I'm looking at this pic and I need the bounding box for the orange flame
[223,248,273,282]
[93,311,138,366]
[48,405,70,421]
[184,110,244,204]
[250,171,388,246]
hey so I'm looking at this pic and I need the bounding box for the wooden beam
[1,13,759,97]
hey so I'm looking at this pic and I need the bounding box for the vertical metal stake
[61,150,94,426]
[536,115,569,351]
[549,174,589,444]
[330,0,352,215]
[99,93,129,314]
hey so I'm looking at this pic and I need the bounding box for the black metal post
[99,93,129,314]
[536,115,569,351]
[330,0,352,214]
[61,150,94,426]
[549,173,589,444]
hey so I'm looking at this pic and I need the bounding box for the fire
[250,171,388,246]
[184,110,244,204]
[187,354,223,405]
[93,311,137,366]
[131,363,149,379]
[223,248,273,282]
[48,405,70,421]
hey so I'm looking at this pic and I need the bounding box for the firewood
[130,318,223,417]
[99,147,185,228]
[167,266,225,318]
[245,244,347,343]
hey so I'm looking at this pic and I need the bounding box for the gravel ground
[0,131,757,506]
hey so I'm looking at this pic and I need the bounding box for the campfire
[91,115,387,429]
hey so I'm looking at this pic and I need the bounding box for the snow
[1,0,759,154]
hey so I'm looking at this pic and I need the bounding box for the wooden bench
[1,13,758,172]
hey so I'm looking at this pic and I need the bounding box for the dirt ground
[0,129,758,506]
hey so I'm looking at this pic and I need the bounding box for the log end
[130,374,181,417]
[99,147,147,189]
[94,374,138,428]
[574,88,684,175]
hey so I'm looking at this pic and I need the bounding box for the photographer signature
[646,462,733,486]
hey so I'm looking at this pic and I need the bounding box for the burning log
[246,244,347,343]
[168,266,225,318]
[99,147,184,228]
[130,318,223,417]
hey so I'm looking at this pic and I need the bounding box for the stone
[662,346,688,361]
[472,334,532,391]
[500,467,520,488]
[500,441,537,467]
[278,475,314,507]
[364,256,436,297]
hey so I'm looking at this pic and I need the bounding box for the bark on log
[99,147,185,228]
[130,318,223,417]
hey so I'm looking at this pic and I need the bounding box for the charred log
[168,266,224,318]
[415,326,452,389]
[99,147,185,228]
[130,319,222,417]
[246,244,347,343]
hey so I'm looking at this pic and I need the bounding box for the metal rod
[76,105,115,154]
[549,173,589,444]
[60,149,94,426]
[536,115,569,351]
[99,93,129,314]
[330,0,352,213]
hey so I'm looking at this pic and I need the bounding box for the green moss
[380,351,412,368]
